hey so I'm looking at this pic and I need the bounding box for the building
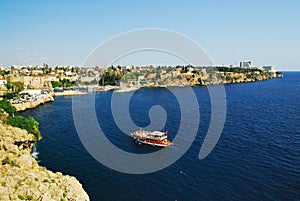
[240,61,252,68]
[0,78,7,89]
[12,76,47,89]
[262,66,276,72]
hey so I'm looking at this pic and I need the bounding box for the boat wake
[179,170,187,175]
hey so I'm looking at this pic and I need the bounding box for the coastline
[12,94,54,112]
[11,91,88,112]
[0,121,89,200]
[109,72,284,93]
[53,90,88,97]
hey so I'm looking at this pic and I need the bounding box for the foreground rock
[0,122,89,201]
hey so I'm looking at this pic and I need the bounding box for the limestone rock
[0,122,89,201]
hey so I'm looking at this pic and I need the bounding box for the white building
[262,66,276,72]
[0,78,7,88]
[240,61,252,68]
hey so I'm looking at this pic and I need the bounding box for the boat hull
[134,138,172,147]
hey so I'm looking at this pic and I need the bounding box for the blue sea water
[21,72,300,201]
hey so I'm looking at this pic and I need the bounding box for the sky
[0,0,299,70]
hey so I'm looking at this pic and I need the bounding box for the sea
[21,72,300,201]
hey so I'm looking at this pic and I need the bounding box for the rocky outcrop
[12,94,54,112]
[182,71,283,86]
[0,122,89,201]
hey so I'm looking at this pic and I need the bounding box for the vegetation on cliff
[5,116,40,141]
[216,66,262,73]
[0,100,40,140]
[96,66,283,87]
[0,100,16,116]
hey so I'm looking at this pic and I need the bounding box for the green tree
[0,100,16,116]
[11,81,24,92]
[4,76,12,91]
[51,81,62,88]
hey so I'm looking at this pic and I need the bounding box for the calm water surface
[22,72,300,201]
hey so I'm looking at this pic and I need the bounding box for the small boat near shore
[130,129,172,147]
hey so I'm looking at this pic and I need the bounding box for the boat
[130,129,172,147]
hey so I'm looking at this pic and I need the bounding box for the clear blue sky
[0,0,299,70]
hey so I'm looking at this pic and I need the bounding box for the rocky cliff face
[13,95,54,112]
[0,122,89,201]
[182,71,283,86]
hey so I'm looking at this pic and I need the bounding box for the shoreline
[53,90,88,97]
[12,94,54,112]
[0,122,90,200]
[11,90,88,112]
[107,74,284,93]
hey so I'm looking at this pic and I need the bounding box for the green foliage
[198,77,204,85]
[2,156,10,165]
[246,73,253,79]
[61,79,75,87]
[6,92,19,100]
[99,72,123,86]
[51,81,62,88]
[225,76,233,81]
[0,100,17,116]
[18,195,34,200]
[6,81,24,92]
[1,156,19,167]
[52,79,75,88]
[217,67,262,73]
[83,79,98,85]
[27,85,34,89]
[5,116,40,139]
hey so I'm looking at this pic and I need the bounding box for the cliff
[181,71,283,86]
[118,67,283,89]
[12,94,54,112]
[0,122,89,201]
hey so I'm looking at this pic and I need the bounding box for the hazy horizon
[1,0,299,71]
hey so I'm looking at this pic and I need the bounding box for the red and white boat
[130,129,172,147]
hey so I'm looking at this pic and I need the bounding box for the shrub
[2,156,10,165]
[18,195,25,200]
[0,100,16,116]
[6,93,19,100]
[17,195,34,200]
[5,116,40,140]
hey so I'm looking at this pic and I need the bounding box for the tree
[0,100,16,116]
[51,81,62,88]
[11,81,24,92]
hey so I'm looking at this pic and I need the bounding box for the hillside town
[0,62,283,110]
